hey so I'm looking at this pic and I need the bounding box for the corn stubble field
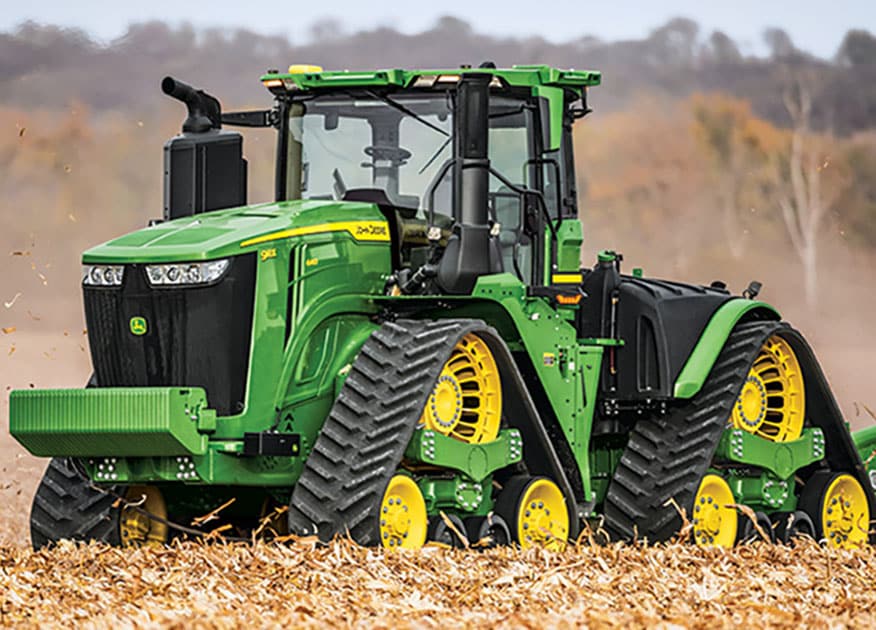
[2,535,876,628]
[1,469,876,630]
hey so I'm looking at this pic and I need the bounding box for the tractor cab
[250,65,595,293]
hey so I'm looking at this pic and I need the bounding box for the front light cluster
[145,259,230,286]
[82,265,124,286]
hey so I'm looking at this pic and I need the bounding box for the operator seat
[493,186,532,280]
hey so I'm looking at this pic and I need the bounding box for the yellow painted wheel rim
[731,334,805,442]
[692,474,737,548]
[119,485,168,548]
[821,474,870,549]
[379,474,428,549]
[420,333,501,444]
[517,479,568,551]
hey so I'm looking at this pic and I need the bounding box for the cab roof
[259,64,601,94]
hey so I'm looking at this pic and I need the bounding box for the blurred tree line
[0,17,874,321]
[1,17,875,133]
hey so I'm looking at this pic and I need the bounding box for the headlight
[82,265,124,286]
[145,259,230,286]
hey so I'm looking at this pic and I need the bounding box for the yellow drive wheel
[378,474,428,549]
[496,476,569,551]
[692,474,737,548]
[801,472,870,549]
[119,485,169,548]
[420,333,501,444]
[731,334,805,442]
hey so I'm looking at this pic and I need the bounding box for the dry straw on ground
[2,538,875,629]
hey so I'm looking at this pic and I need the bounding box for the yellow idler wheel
[802,472,870,549]
[731,334,805,442]
[420,333,501,444]
[496,476,569,551]
[378,474,428,550]
[692,474,737,548]
[119,485,169,548]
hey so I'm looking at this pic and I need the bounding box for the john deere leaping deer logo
[129,316,147,336]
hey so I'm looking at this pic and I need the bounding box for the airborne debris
[2,327,15,334]
[191,498,237,527]
[4,293,22,309]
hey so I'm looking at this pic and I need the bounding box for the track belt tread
[603,320,783,542]
[287,318,485,544]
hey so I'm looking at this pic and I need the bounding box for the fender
[673,299,780,399]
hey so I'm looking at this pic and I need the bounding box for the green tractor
[9,63,876,551]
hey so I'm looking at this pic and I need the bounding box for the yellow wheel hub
[692,474,737,548]
[731,334,805,442]
[517,478,568,551]
[119,485,169,548]
[379,474,427,549]
[821,474,869,549]
[420,333,501,444]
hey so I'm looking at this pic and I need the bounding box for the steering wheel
[364,145,412,166]
[332,168,347,200]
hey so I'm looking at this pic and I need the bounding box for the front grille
[83,254,256,416]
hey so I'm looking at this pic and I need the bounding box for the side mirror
[537,97,553,153]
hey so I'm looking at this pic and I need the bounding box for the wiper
[364,90,449,137]
[418,136,452,175]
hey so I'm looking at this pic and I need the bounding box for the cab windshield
[283,92,533,217]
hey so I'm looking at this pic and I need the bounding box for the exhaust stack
[437,73,501,294]
[161,76,221,134]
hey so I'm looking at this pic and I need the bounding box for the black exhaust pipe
[437,72,500,294]
[161,76,221,134]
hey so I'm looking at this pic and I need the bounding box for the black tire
[603,321,784,543]
[796,470,869,545]
[428,514,468,548]
[30,458,122,550]
[466,514,511,548]
[494,474,570,547]
[774,510,816,545]
[493,475,532,545]
[736,510,775,544]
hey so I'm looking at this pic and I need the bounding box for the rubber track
[30,458,122,550]
[603,321,783,543]
[287,318,489,545]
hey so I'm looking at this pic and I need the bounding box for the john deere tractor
[10,63,876,551]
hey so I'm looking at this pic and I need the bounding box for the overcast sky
[2,0,874,59]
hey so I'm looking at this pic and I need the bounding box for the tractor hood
[82,200,389,263]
